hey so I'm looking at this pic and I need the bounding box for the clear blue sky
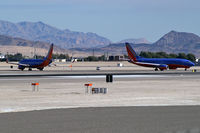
[0,0,200,42]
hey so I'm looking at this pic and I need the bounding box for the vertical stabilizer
[125,42,138,61]
[39,43,54,67]
[46,43,53,60]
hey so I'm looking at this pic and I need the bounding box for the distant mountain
[119,38,151,44]
[75,31,200,57]
[149,31,200,54]
[0,34,67,56]
[1,21,200,57]
[154,31,200,46]
[0,20,111,49]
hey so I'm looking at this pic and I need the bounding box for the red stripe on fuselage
[130,61,190,69]
[168,64,190,69]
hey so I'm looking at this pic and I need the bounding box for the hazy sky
[0,0,200,42]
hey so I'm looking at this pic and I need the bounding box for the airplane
[125,42,195,71]
[7,43,54,71]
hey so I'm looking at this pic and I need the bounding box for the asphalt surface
[0,106,200,133]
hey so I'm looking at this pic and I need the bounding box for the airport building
[54,59,67,62]
[195,59,200,66]
[109,55,124,61]
[0,54,6,61]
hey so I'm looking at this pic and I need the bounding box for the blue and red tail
[45,43,53,60]
[125,42,138,62]
[39,43,54,67]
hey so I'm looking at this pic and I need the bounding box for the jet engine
[158,64,168,71]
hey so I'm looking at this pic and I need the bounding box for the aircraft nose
[190,62,195,66]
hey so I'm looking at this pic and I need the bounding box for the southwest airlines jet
[125,43,195,71]
[7,43,53,71]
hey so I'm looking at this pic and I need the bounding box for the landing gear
[28,68,32,71]
[18,66,25,71]
[159,68,164,71]
[185,68,187,71]
[38,67,44,71]
[155,68,159,71]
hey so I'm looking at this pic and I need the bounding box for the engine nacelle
[18,65,25,69]
[158,64,168,70]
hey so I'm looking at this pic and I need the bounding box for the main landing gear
[155,68,165,71]
[20,68,25,71]
[38,67,44,71]
[28,68,32,71]
[155,68,159,71]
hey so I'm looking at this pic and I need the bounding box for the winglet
[125,42,138,61]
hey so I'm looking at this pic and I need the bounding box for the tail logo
[40,43,54,67]
[125,42,137,61]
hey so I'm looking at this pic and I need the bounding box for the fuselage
[18,58,52,70]
[133,57,195,69]
[125,42,195,70]
[19,59,52,68]
[7,43,54,71]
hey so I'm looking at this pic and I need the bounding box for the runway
[1,61,199,77]
[0,69,199,77]
[0,106,200,133]
[1,62,200,132]
[1,72,200,113]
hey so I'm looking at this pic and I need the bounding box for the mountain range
[119,38,151,44]
[71,31,200,57]
[0,34,69,56]
[0,20,111,49]
[0,20,200,57]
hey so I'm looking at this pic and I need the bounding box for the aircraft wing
[131,60,168,68]
[6,60,30,67]
[135,62,162,66]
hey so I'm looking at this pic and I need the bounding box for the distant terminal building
[0,54,5,59]
[109,55,124,61]
[53,58,78,63]
[0,54,6,61]
[195,59,200,66]
[54,59,67,62]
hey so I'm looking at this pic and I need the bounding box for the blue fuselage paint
[137,57,195,68]
[19,59,52,68]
